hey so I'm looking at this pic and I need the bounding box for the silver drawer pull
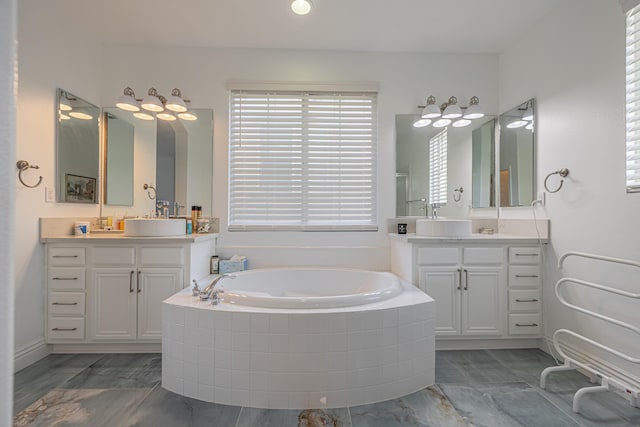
[515,323,538,327]
[52,302,79,306]
[515,299,539,303]
[515,274,539,278]
[515,253,539,257]
[52,277,78,280]
[52,327,78,331]
[52,255,79,258]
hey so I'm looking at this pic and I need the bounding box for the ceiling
[67,0,563,54]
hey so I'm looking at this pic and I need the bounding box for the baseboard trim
[436,338,540,350]
[14,338,50,372]
[51,343,161,353]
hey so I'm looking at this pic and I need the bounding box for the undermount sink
[124,218,186,237]
[415,218,472,237]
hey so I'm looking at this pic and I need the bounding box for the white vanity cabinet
[507,247,543,337]
[44,234,216,349]
[89,246,184,341]
[416,246,504,337]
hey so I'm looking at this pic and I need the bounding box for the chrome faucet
[430,203,440,219]
[199,273,236,304]
[173,201,184,217]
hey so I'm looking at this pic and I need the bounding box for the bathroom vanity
[41,220,217,352]
[389,219,546,349]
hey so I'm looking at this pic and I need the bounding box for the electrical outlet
[45,187,54,202]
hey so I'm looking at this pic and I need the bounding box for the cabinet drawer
[463,247,504,265]
[509,290,541,312]
[49,292,85,315]
[92,247,136,266]
[48,267,86,290]
[509,265,541,288]
[139,247,185,266]
[509,247,541,264]
[48,317,85,340]
[417,247,459,265]
[49,247,85,266]
[508,314,541,336]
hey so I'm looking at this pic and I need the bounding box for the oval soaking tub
[162,268,435,410]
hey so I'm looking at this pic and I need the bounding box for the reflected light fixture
[59,113,71,121]
[116,87,140,112]
[463,96,484,119]
[433,118,452,128]
[522,102,534,121]
[507,120,528,129]
[69,111,93,120]
[452,119,471,128]
[141,87,164,112]
[133,111,154,121]
[165,88,188,112]
[178,111,198,121]
[413,118,431,128]
[59,90,74,111]
[291,0,312,15]
[525,122,534,131]
[442,96,462,119]
[421,95,441,119]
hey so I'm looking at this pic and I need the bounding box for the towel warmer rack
[540,251,640,413]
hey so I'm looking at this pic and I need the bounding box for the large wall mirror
[56,88,100,203]
[499,99,535,207]
[103,108,134,206]
[395,114,497,217]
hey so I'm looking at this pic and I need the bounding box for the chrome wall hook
[544,168,570,193]
[453,187,463,202]
[16,160,43,188]
[143,183,157,200]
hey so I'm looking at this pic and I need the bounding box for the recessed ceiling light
[291,0,312,15]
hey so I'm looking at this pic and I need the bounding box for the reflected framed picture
[65,173,96,203]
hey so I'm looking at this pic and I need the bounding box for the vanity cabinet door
[90,268,137,341]
[418,267,461,336]
[461,267,503,336]
[137,268,183,340]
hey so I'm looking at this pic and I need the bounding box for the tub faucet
[200,273,236,303]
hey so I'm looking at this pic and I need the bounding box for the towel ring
[143,183,157,200]
[544,168,569,193]
[453,187,463,202]
[16,160,43,188]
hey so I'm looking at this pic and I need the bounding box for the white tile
[250,313,269,333]
[232,332,250,352]
[183,363,198,383]
[168,305,185,326]
[270,372,292,392]
[183,381,198,400]
[306,334,328,353]
[382,345,398,365]
[214,329,231,350]
[214,368,231,387]
[288,391,309,409]
[322,352,347,372]
[288,316,311,333]
[328,313,347,332]
[382,308,398,328]
[269,314,289,333]
[232,370,251,390]
[347,349,383,369]
[184,307,198,329]
[382,362,400,383]
[197,347,215,367]
[288,353,309,372]
[232,389,251,406]
[163,375,183,394]
[324,371,348,391]
[268,334,289,353]
[169,323,185,343]
[398,342,412,362]
[213,311,232,330]
[288,333,309,352]
[214,349,232,369]
[198,309,215,329]
[232,312,251,332]
[382,328,398,347]
[214,386,231,405]
[266,391,289,409]
[251,333,269,353]
[182,343,197,364]
[357,367,382,387]
[199,328,214,348]
[183,326,199,345]
[251,371,270,391]
[199,366,215,386]
[250,352,270,372]
[251,390,269,408]
[232,351,251,370]
[307,314,330,334]
[308,392,331,409]
[325,333,347,352]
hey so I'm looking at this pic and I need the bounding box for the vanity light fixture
[178,111,198,121]
[415,95,484,128]
[116,87,141,112]
[291,0,312,15]
[69,111,93,120]
[59,113,71,121]
[157,111,177,121]
[522,102,534,121]
[59,90,75,111]
[165,88,188,113]
[506,120,528,129]
[133,111,155,121]
[141,87,165,112]
[525,122,534,131]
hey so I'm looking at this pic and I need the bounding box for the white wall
[1,0,17,420]
[15,1,102,355]
[500,0,640,378]
[101,46,499,269]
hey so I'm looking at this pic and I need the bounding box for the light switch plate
[45,187,54,202]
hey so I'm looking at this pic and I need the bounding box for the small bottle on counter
[186,219,193,234]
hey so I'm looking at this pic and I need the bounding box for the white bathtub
[162,268,435,409]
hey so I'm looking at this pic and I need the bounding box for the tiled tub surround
[162,272,435,410]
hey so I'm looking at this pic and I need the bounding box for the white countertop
[41,233,218,244]
[389,233,547,243]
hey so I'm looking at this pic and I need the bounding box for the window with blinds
[429,128,448,205]
[627,4,640,192]
[228,90,378,231]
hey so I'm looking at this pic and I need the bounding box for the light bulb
[291,0,312,15]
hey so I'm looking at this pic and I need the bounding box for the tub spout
[200,273,235,301]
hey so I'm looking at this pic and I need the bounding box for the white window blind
[429,128,448,205]
[229,90,378,231]
[627,5,640,192]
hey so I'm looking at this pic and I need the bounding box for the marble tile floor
[12,349,640,426]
